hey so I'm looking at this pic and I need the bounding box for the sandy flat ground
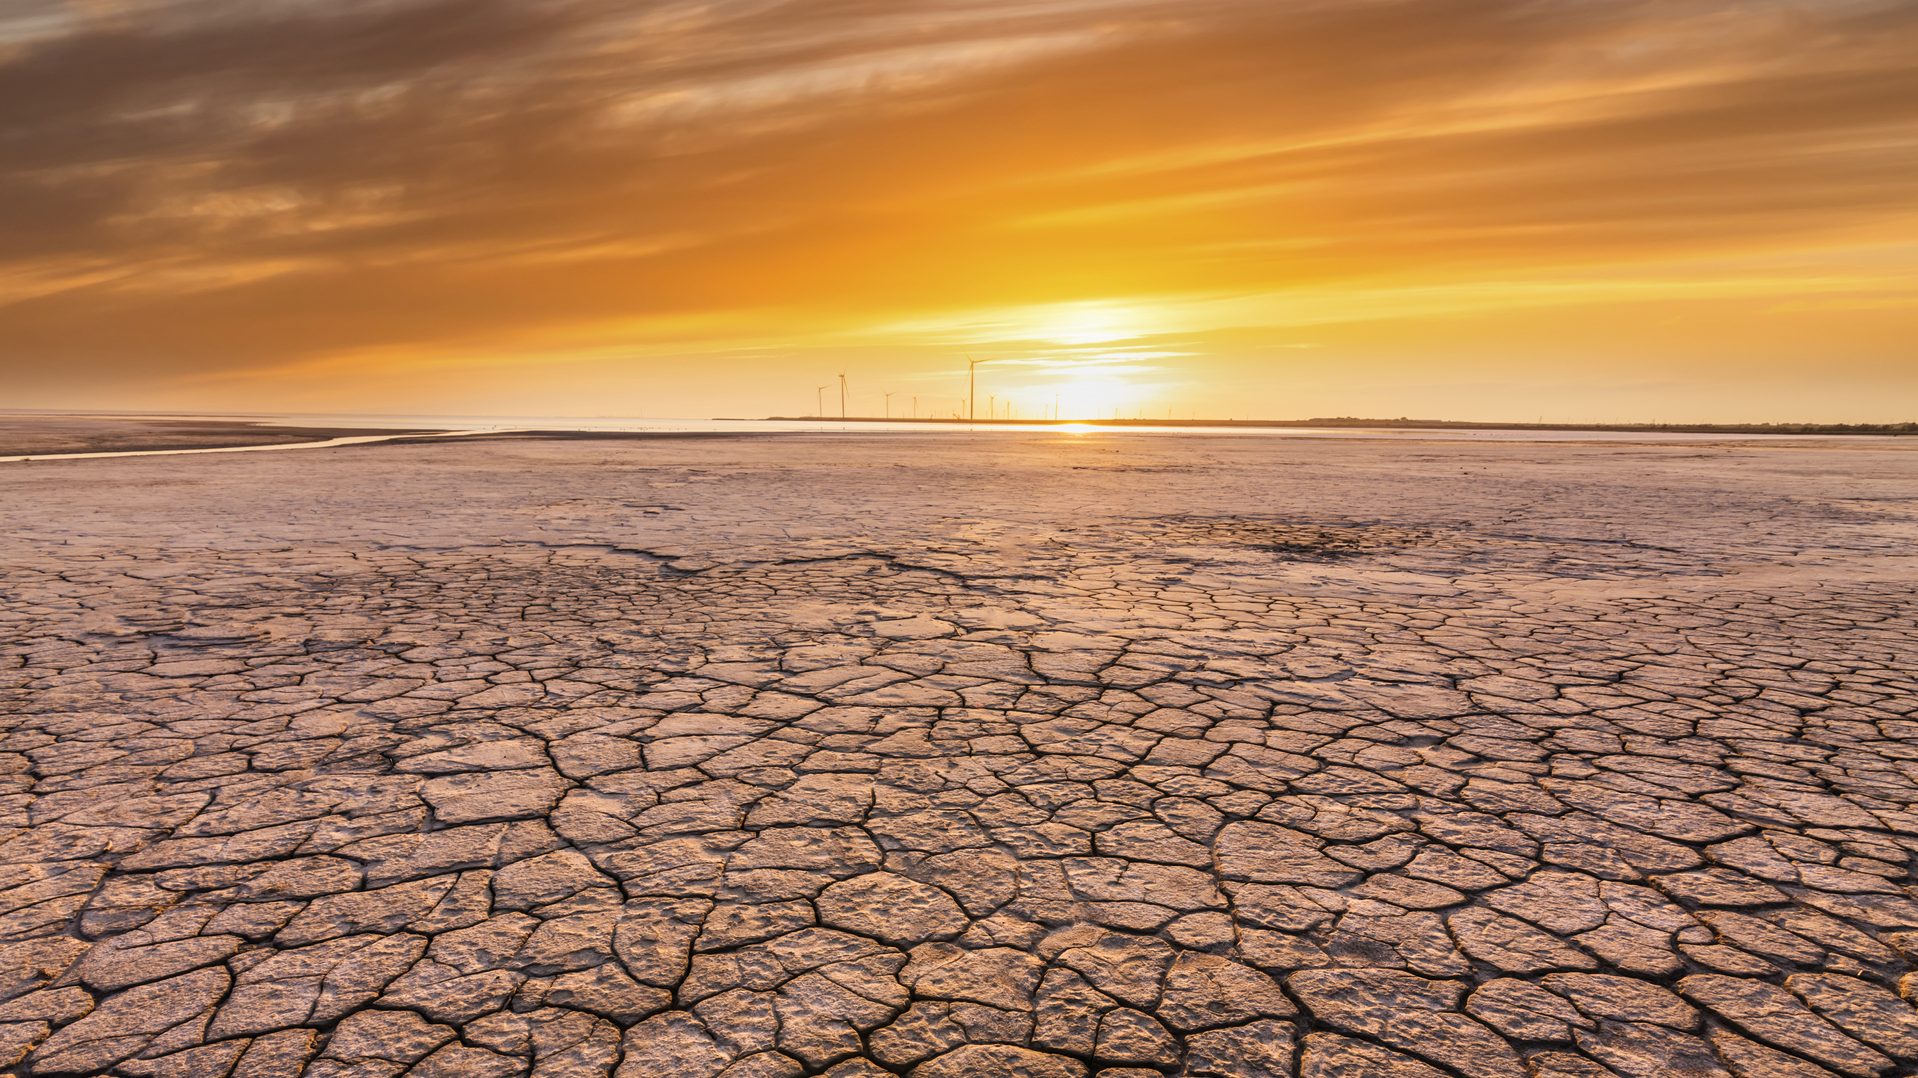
[2,431,1916,1077]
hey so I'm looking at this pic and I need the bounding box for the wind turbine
[816,385,829,418]
[838,372,847,420]
[967,355,986,423]
[884,392,894,419]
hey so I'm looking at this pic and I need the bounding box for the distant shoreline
[0,416,436,459]
[753,416,1918,436]
[5,413,1912,463]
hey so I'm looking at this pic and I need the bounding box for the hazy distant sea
[242,413,1865,443]
[2,409,1885,445]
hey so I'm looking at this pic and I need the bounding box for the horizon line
[749,416,1918,435]
[4,407,1913,434]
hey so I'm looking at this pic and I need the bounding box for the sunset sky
[3,0,1915,422]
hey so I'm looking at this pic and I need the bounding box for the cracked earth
[3,431,1917,1078]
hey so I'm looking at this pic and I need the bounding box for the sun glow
[949,301,1172,419]
[1036,303,1138,346]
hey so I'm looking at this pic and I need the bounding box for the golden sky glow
[3,0,1916,421]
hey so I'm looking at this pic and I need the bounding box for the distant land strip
[754,416,1918,435]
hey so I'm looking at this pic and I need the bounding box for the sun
[1052,372,1145,420]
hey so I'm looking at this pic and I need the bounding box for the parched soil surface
[1,432,1916,1078]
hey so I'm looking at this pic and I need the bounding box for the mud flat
[2,431,1916,1077]
[0,414,437,459]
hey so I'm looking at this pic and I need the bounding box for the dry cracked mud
[2,431,1916,1078]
